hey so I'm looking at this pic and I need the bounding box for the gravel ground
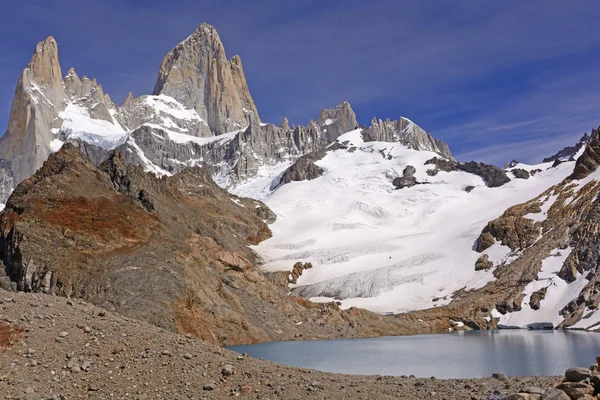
[0,289,560,399]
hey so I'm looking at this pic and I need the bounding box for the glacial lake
[227,330,600,378]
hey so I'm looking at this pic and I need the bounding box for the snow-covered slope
[237,130,576,316]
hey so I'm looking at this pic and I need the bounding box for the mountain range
[1,22,599,343]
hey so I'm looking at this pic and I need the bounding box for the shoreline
[0,289,567,399]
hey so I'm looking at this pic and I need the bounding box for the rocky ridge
[0,23,454,204]
[0,144,461,346]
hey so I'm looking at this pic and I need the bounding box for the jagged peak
[24,35,63,87]
[121,92,135,107]
[280,117,290,130]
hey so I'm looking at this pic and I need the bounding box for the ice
[245,129,575,314]
[144,94,207,125]
[59,104,128,149]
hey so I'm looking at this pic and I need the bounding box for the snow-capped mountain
[0,23,451,206]
[2,21,599,334]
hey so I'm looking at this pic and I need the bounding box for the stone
[492,372,507,381]
[393,165,420,189]
[540,388,570,400]
[183,352,193,360]
[475,254,493,271]
[239,385,252,395]
[564,367,593,382]
[556,382,594,399]
[511,169,530,179]
[58,331,68,338]
[520,387,545,395]
[221,364,234,376]
[203,383,215,391]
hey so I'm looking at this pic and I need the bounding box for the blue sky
[1,0,600,165]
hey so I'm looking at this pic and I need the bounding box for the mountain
[0,144,439,345]
[153,23,261,135]
[543,133,591,163]
[242,129,600,332]
[4,21,596,339]
[0,23,453,206]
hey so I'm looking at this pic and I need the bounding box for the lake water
[227,330,600,378]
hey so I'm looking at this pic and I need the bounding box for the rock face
[276,153,325,188]
[364,117,453,160]
[568,129,600,180]
[511,168,530,179]
[152,23,260,135]
[426,157,511,188]
[316,101,357,142]
[0,37,65,187]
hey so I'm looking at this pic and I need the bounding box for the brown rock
[556,382,594,399]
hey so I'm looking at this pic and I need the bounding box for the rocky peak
[363,116,453,160]
[152,23,261,135]
[25,36,64,100]
[543,132,592,163]
[568,128,600,180]
[316,101,358,142]
[0,36,68,187]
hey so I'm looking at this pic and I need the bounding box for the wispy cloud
[1,0,599,165]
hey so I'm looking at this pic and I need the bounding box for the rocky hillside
[0,144,458,345]
[0,23,454,205]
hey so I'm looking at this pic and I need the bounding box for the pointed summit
[316,101,358,142]
[0,36,67,185]
[152,23,261,135]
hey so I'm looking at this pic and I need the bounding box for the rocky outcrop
[511,168,530,179]
[426,157,511,188]
[0,36,66,185]
[276,154,324,188]
[392,165,421,189]
[316,101,357,142]
[543,133,591,163]
[363,117,453,160]
[475,254,493,271]
[152,23,260,135]
[63,68,117,123]
[476,202,542,252]
[568,129,600,180]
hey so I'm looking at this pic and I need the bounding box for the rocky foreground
[0,289,562,400]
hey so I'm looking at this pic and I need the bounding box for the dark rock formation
[426,157,511,188]
[511,168,530,179]
[475,255,493,271]
[568,129,600,180]
[393,165,420,189]
[529,287,547,310]
[274,151,326,189]
[476,203,541,252]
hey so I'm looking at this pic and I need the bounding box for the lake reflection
[227,330,600,378]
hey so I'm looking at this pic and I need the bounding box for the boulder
[512,168,530,179]
[475,254,493,271]
[564,367,593,383]
[540,388,571,400]
[529,287,548,310]
[556,382,594,399]
[393,165,420,189]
